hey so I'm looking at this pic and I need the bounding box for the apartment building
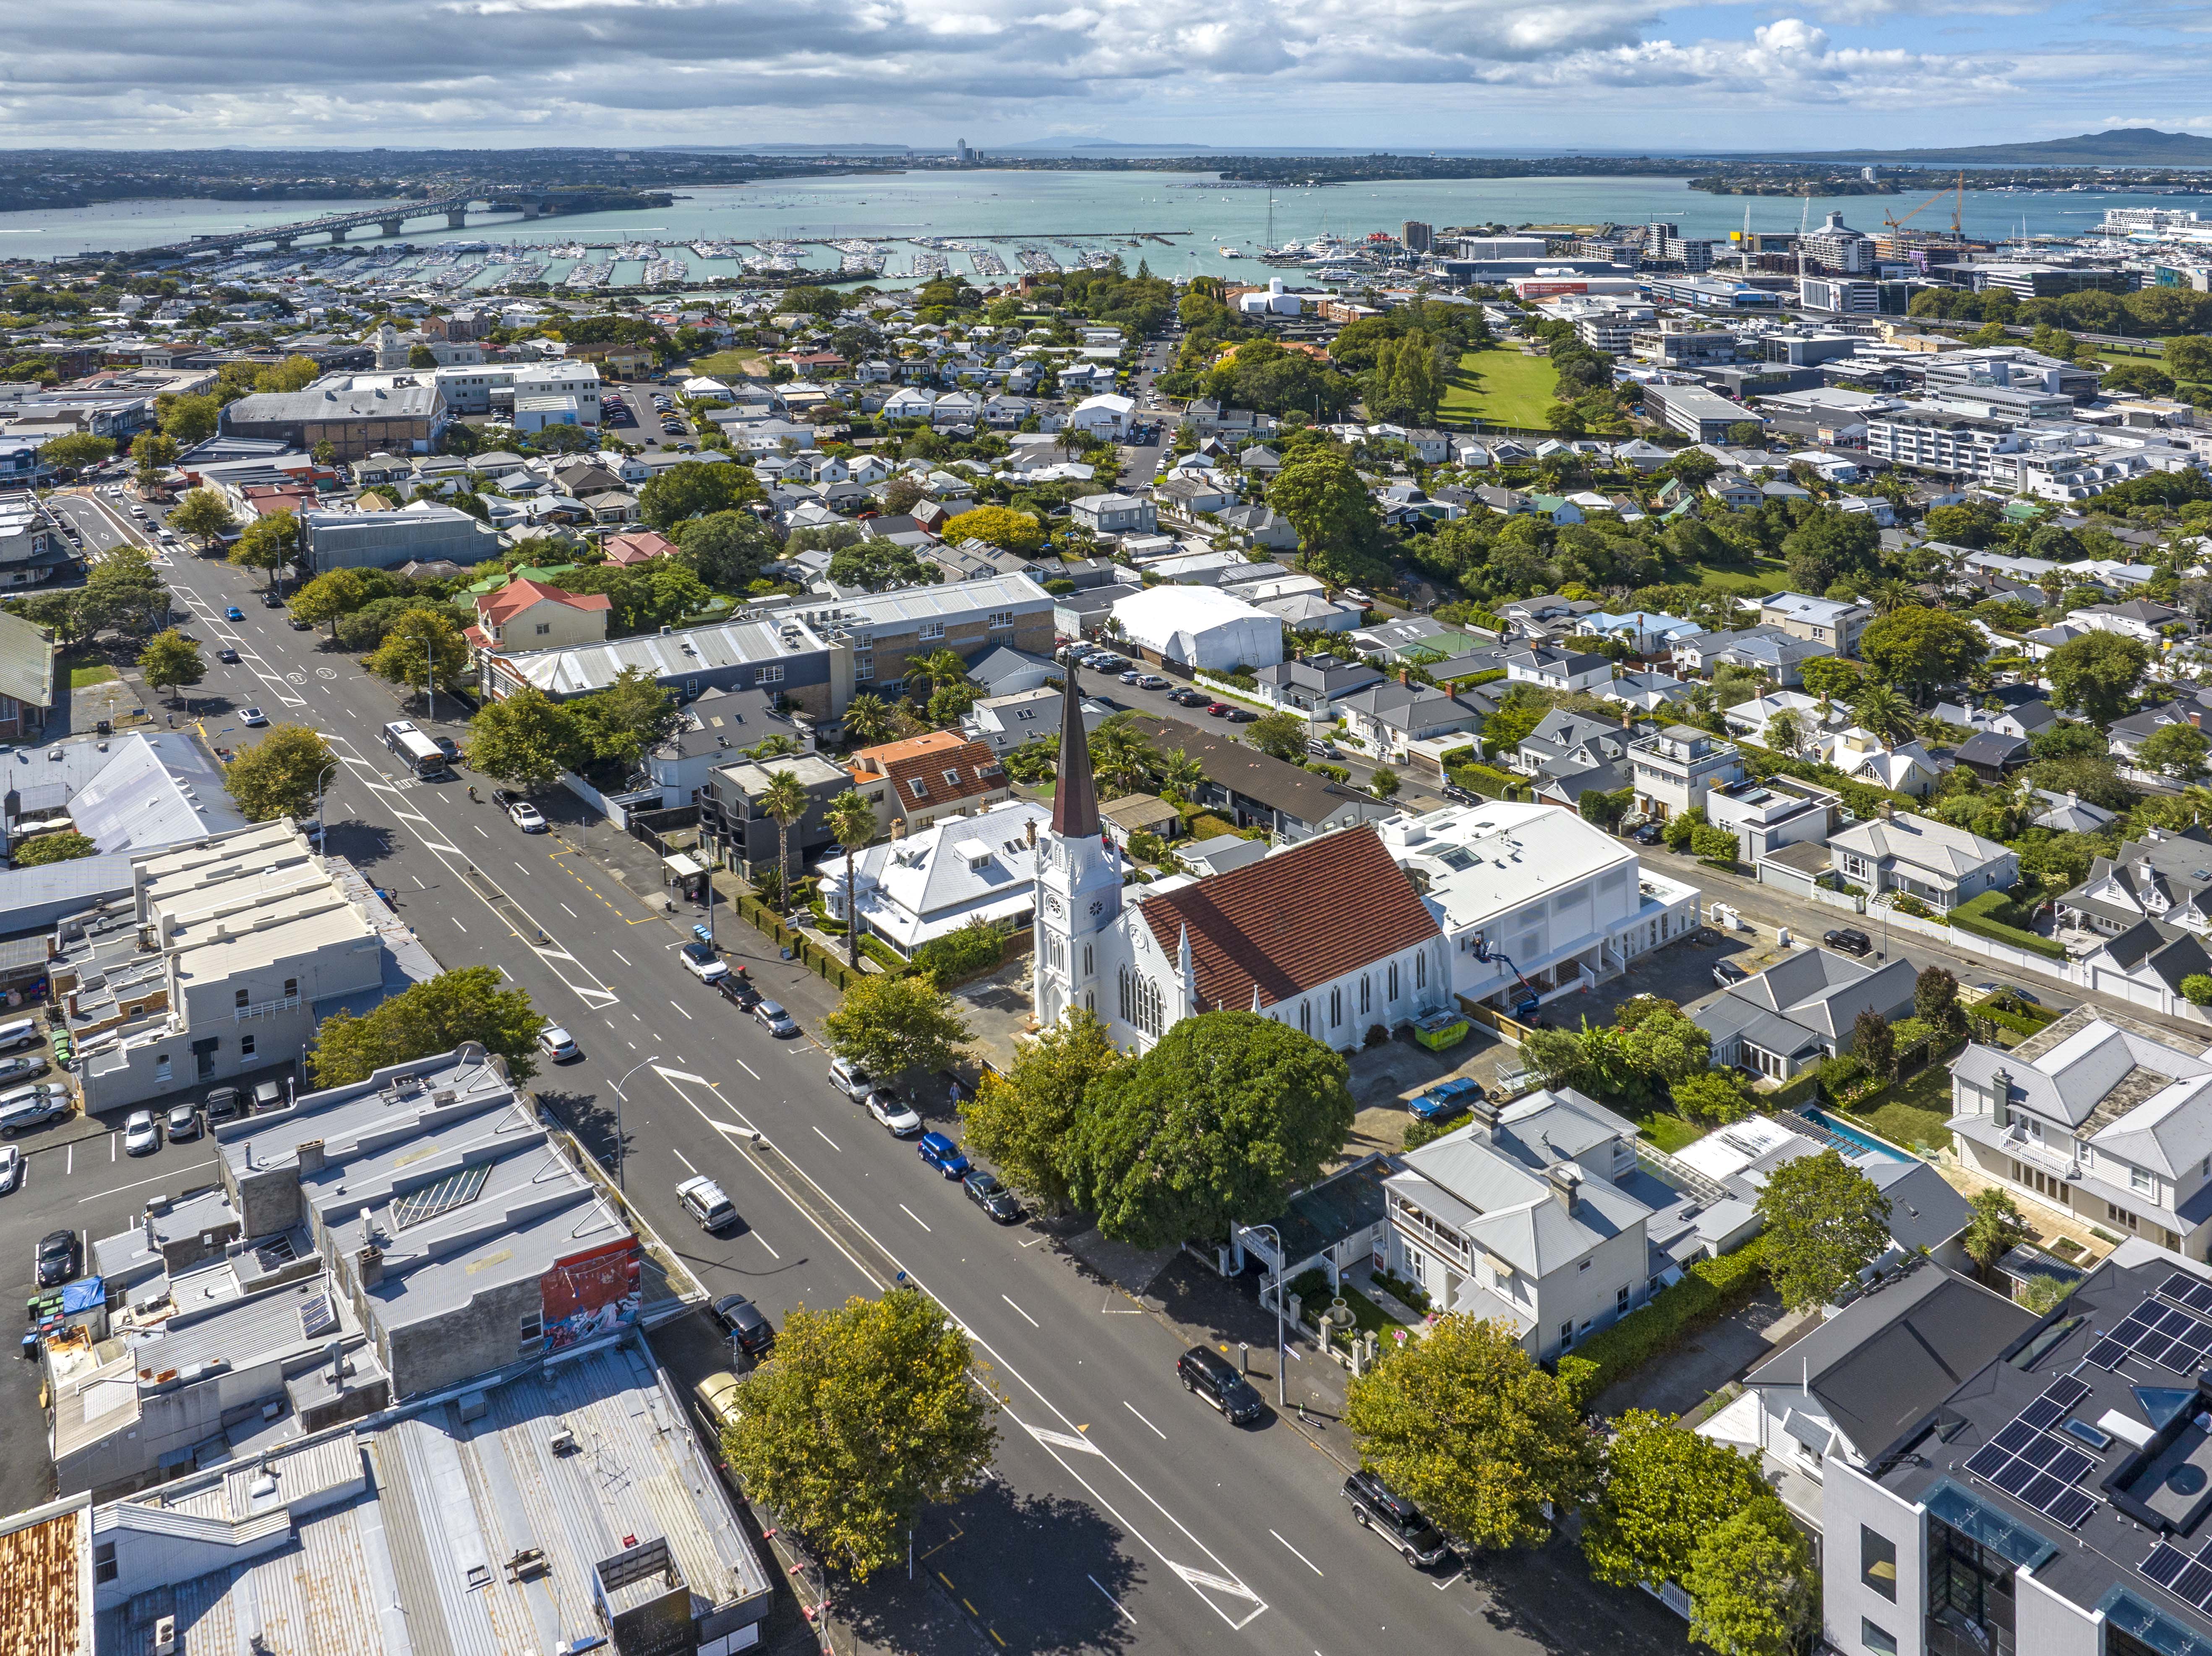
[1866,408,2016,479]
[1628,725,1747,822]
[699,752,850,877]
[50,821,434,1113]
[221,376,446,460]
[432,359,603,424]
[1763,591,1874,654]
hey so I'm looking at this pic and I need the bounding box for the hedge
[1948,890,2067,961]
[1556,1237,1769,1406]
[735,894,861,991]
[910,921,1005,984]
[1446,761,1532,802]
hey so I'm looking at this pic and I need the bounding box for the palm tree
[913,648,970,696]
[1088,718,1153,798]
[842,693,895,748]
[823,789,879,971]
[1154,746,1204,802]
[1868,578,1914,616]
[760,770,811,916]
[1855,682,1915,745]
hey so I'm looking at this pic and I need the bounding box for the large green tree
[823,972,972,1078]
[1756,1148,1893,1310]
[228,508,297,589]
[1064,1010,1356,1247]
[671,509,779,590]
[364,608,472,701]
[466,686,584,791]
[2140,721,2212,784]
[637,459,759,531]
[137,628,205,704]
[959,1009,1123,1214]
[157,392,221,446]
[288,567,377,633]
[2044,631,2152,724]
[1962,1187,2032,1281]
[1345,1314,1599,1552]
[941,506,1044,553]
[720,1290,997,1582]
[308,966,547,1085]
[14,831,99,867]
[36,432,114,474]
[1583,1410,1770,1592]
[1682,1502,1820,1656]
[1269,444,1385,586]
[223,724,337,821]
[1858,606,1987,703]
[824,789,879,972]
[569,666,678,767]
[168,487,239,548]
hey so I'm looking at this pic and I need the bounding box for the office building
[1643,382,1756,443]
[220,376,447,461]
[1402,221,1435,255]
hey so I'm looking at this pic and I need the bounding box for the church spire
[1052,659,1101,838]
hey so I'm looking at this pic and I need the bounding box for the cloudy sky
[0,0,2204,151]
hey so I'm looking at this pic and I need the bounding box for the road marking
[411,876,425,890]
[1020,1234,1049,1248]
[65,1143,71,1176]
[1021,1422,1102,1456]
[673,1148,699,1174]
[1270,1530,1323,1576]
[733,1057,759,1080]
[472,824,488,838]
[453,921,467,934]
[78,1167,185,1204]
[1122,1401,1166,1440]
[110,1133,116,1161]
[753,1232,780,1259]
[672,1002,692,1020]
[1001,1294,1038,1328]
[560,902,577,917]
[900,1203,932,1232]
[612,949,632,966]
[653,1066,710,1085]
[811,1125,841,1152]
[1088,1575,1135,1625]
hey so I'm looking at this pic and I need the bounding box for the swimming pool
[1800,1105,1915,1163]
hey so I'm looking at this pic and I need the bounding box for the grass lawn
[1637,1112,1704,1154]
[689,349,765,380]
[1442,348,1560,432]
[1681,558,1791,596]
[64,658,117,689]
[1841,1062,1954,1153]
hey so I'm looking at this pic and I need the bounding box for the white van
[676,1175,737,1232]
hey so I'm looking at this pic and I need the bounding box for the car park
[0,1052,48,1086]
[0,1145,21,1195]
[216,646,240,663]
[676,1174,738,1231]
[34,1229,76,1288]
[537,1026,579,1062]
[1342,1471,1453,1567]
[918,1132,969,1178]
[754,1000,799,1038]
[963,1170,1020,1222]
[827,1056,874,1101]
[165,1103,201,1141]
[224,606,244,621]
[508,800,547,833]
[123,1111,160,1155]
[1824,927,1873,957]
[679,942,730,983]
[0,1083,70,1135]
[713,1292,776,1360]
[1176,1345,1263,1424]
[867,1090,923,1137]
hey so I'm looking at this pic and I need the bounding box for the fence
[1457,995,1536,1044]
[733,894,861,993]
[558,769,665,831]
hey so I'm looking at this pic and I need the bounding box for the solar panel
[2176,1563,2212,1605]
[2141,1334,2178,1366]
[2024,1473,2068,1511]
[2089,1338,2129,1370]
[2021,1398,2066,1431]
[2048,1446,2096,1485]
[2159,1271,2199,1304]
[2162,1309,2197,1338]
[2042,1377,2092,1411]
[1995,1420,2041,1454]
[1995,1459,2038,1497]
[2145,1544,2190,1588]
[2049,1490,2097,1530]
[2186,1284,2212,1316]
[1967,1444,2012,1479]
[2018,1436,2061,1470]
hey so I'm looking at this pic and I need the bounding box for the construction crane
[1882,171,1966,241]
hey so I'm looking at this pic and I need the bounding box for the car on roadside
[0,1083,70,1136]
[918,1131,969,1178]
[694,1370,744,1437]
[240,708,267,726]
[1205,701,1232,717]
[1176,1345,1263,1425]
[1136,673,1169,690]
[754,1000,799,1038]
[1342,1471,1453,1567]
[216,646,240,663]
[123,1110,161,1155]
[676,1174,738,1231]
[679,941,729,983]
[964,1169,1021,1222]
[1824,927,1873,957]
[1169,687,1210,707]
[507,800,546,833]
[1977,981,2041,1006]
[827,1056,874,1101]
[713,970,760,1011]
[1118,668,1141,685]
[224,605,244,621]
[261,591,284,609]
[1223,706,1257,723]
[867,1090,923,1137]
[166,1103,201,1141]
[1712,960,1750,988]
[490,787,520,810]
[537,1026,579,1062]
[0,1145,21,1195]
[713,1292,776,1360]
[1306,739,1340,760]
[204,1086,243,1125]
[34,1229,76,1289]
[1629,823,1662,845]
[0,1052,50,1087]
[432,736,461,763]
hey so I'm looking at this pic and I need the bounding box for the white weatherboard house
[818,800,1053,958]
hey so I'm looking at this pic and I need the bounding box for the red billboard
[541,1237,643,1351]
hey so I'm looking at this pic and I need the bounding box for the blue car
[1409,1076,1485,1125]
[224,605,244,621]
[918,1132,970,1179]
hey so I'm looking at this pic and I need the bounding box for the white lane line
[1001,1294,1039,1328]
[419,840,460,854]
[453,921,467,934]
[1123,1401,1166,1441]
[753,1232,781,1258]
[672,1002,693,1021]
[411,875,425,890]
[110,1133,116,1161]
[733,1057,759,1080]
[1270,1530,1323,1577]
[673,1148,700,1174]
[65,1143,71,1177]
[78,1167,183,1204]
[612,949,632,966]
[472,824,488,838]
[899,1203,932,1232]
[811,1125,841,1152]
[560,902,578,917]
[1088,1576,1136,1626]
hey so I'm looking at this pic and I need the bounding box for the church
[1033,665,1453,1055]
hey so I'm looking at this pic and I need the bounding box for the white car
[538,1025,579,1062]
[240,707,267,727]
[0,1144,20,1194]
[508,801,547,833]
[679,941,729,982]
[123,1111,160,1156]
[866,1090,923,1137]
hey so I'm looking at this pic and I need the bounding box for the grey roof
[1954,730,2032,768]
[650,685,793,762]
[1745,1264,2035,1459]
[1829,813,2013,881]
[1694,948,1917,1058]
[0,854,133,939]
[1864,1158,1973,1254]
[227,377,441,424]
[1949,1008,2212,1134]
[3,730,248,853]
[0,609,55,712]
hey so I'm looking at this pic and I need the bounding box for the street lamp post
[1248,1222,1289,1409]
[607,1055,662,1191]
[313,761,340,849]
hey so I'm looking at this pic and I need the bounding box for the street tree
[958,1009,1122,1214]
[941,506,1044,553]
[131,431,178,488]
[168,487,238,547]
[137,628,205,704]
[670,509,779,590]
[569,666,677,767]
[1346,1314,1599,1553]
[2045,630,2152,724]
[13,831,98,867]
[1756,1148,1893,1310]
[1682,1502,1819,1656]
[637,460,759,531]
[759,768,811,908]
[308,966,546,1086]
[223,724,337,822]
[824,973,972,1081]
[823,789,878,972]
[227,508,297,590]
[466,687,584,792]
[364,608,472,704]
[2141,721,2212,784]
[37,432,113,474]
[1369,763,1401,799]
[1962,1187,2033,1281]
[1244,712,1307,763]
[288,567,374,633]
[1583,1410,1770,1593]
[1858,607,1987,703]
[1064,1010,1356,1247]
[720,1289,997,1582]
[74,544,170,638]
[157,393,221,446]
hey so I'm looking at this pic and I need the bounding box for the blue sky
[0,0,2204,150]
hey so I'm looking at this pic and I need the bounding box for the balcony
[233,993,301,1023]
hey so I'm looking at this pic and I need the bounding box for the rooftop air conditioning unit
[548,1425,578,1456]
[153,1615,178,1656]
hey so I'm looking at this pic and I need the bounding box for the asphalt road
[94,513,1676,1656]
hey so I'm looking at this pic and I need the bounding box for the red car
[1206,701,1232,717]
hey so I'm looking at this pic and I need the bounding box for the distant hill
[1785,128,2212,167]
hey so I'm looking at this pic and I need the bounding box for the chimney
[1547,1164,1582,1213]
[295,1140,326,1176]
[1025,818,1038,849]
[1399,667,1411,687]
[356,1245,383,1288]
[1467,1098,1501,1135]
[1881,799,1895,821]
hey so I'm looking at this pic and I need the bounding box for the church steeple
[1053,660,1101,838]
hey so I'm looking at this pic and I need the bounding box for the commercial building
[2,730,248,857]
[221,376,446,461]
[297,503,500,573]
[431,359,603,424]
[0,493,71,589]
[1643,381,1754,442]
[1803,276,1885,314]
[1109,584,1283,673]
[1647,222,1716,271]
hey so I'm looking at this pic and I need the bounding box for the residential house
[2031,788,2117,833]
[1512,709,1643,781]
[1503,646,1615,695]
[1603,670,1697,716]
[1217,503,1299,550]
[1178,832,1271,878]
[846,731,1011,835]
[820,799,1053,958]
[641,684,808,809]
[463,578,611,654]
[2057,823,2212,942]
[2109,701,2198,767]
[1762,591,1874,656]
[1953,730,2033,783]
[1099,793,1181,849]
[1338,680,1494,762]
[1070,492,1157,536]
[1829,809,2019,911]
[2070,597,2187,643]
[1628,726,1747,822]
[1703,772,1842,867]
[1693,946,1917,1080]
[1823,726,1943,797]
[1707,472,1766,510]
[1124,713,1398,843]
[964,685,1109,758]
[600,527,680,567]
[699,751,851,878]
[1253,654,1385,716]
[1725,690,1834,755]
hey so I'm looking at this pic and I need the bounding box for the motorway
[34,492,1686,1656]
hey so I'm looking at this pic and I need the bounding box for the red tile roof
[1135,827,1438,1012]
[848,732,1006,812]
[474,578,612,628]
[602,530,679,568]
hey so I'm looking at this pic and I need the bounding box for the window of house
[988,610,1014,628]
[1414,953,1426,989]
[535,622,551,635]
[1861,1527,1898,1602]
[758,665,785,685]
[1559,1320,1574,1349]
[1360,976,1371,1015]
[1578,1260,1591,1272]
[240,1034,256,1057]
[919,622,944,641]
[235,987,250,1007]
[1616,1284,1630,1312]
[855,654,874,680]
[1388,962,1399,1000]
[908,779,930,800]
[155,1055,172,1085]
[284,979,297,999]
[521,1312,543,1340]
[94,1543,115,1584]
[2132,1166,2157,1196]
[2108,1201,2140,1232]
[1862,1622,1897,1656]
[1330,987,1342,1027]
[1299,1001,1311,1036]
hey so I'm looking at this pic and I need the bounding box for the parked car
[1628,823,1662,845]
[1119,669,1142,685]
[537,1026,579,1062]
[432,736,461,763]
[34,1229,76,1288]
[713,1292,776,1359]
[165,1103,201,1141]
[1205,701,1232,717]
[1223,707,1257,724]
[714,970,760,1010]
[1712,960,1750,988]
[123,1110,160,1155]
[0,1053,49,1087]
[1169,688,1210,707]
[252,1079,283,1112]
[918,1132,970,1178]
[204,1086,244,1125]
[0,1083,70,1136]
[0,1145,21,1195]
[490,787,521,810]
[679,941,730,982]
[261,591,284,609]
[288,615,313,630]
[1176,1345,1263,1425]
[1409,1076,1484,1125]
[964,1169,1020,1223]
[694,1370,744,1436]
[827,1056,874,1101]
[754,1000,799,1037]
[676,1174,738,1231]
[1136,674,1169,690]
[867,1090,923,1136]
[0,1018,39,1054]
[1823,927,1873,957]
[1342,1471,1453,1567]
[507,800,547,833]
[1306,739,1341,760]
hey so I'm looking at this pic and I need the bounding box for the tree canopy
[957,1009,1124,1214]
[13,831,98,867]
[308,966,546,1086]
[1857,606,1987,701]
[941,506,1043,554]
[637,460,760,531]
[2044,631,2152,724]
[1756,1148,1892,1310]
[467,686,582,792]
[823,972,973,1078]
[222,724,336,822]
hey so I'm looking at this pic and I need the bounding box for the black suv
[1342,1471,1453,1567]
[713,1292,776,1360]
[1176,1345,1263,1425]
[1823,927,1873,957]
